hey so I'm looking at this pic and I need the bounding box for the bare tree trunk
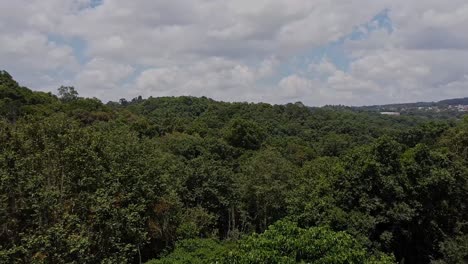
[137,244,142,264]
[232,206,236,232]
[228,206,231,235]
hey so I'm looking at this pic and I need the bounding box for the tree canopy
[0,71,467,263]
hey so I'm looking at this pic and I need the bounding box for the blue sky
[1,0,468,105]
[279,9,393,80]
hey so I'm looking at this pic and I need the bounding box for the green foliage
[57,86,79,102]
[0,71,57,120]
[152,221,395,264]
[225,220,394,264]
[239,149,298,232]
[1,71,467,263]
[433,233,468,264]
[223,118,266,150]
[147,239,228,264]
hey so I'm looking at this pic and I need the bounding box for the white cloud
[307,48,468,105]
[74,58,134,98]
[0,31,77,71]
[57,0,384,63]
[278,74,317,100]
[134,57,277,102]
[0,0,467,105]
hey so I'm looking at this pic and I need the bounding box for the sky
[1,0,468,106]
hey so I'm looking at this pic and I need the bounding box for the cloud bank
[1,0,467,105]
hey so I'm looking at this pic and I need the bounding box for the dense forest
[1,70,467,263]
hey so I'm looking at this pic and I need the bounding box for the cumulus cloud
[277,75,317,101]
[0,32,77,72]
[0,0,467,105]
[74,58,134,98]
[306,48,468,105]
[135,57,278,102]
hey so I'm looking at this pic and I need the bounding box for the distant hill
[360,97,468,109]
[355,97,468,119]
[438,97,468,105]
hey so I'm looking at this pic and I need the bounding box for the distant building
[456,105,468,112]
[380,112,401,116]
